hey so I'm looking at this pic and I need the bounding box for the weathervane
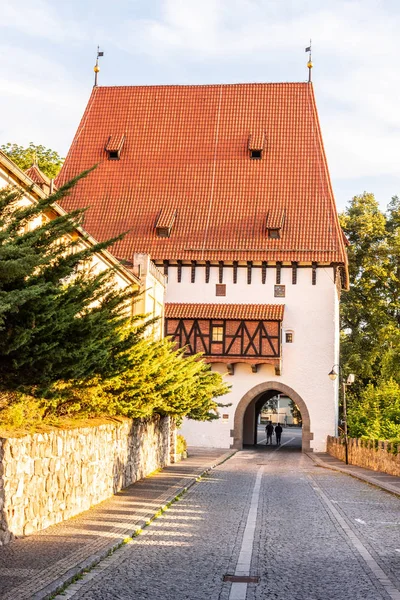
[93,46,104,87]
[305,40,313,83]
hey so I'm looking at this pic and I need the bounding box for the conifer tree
[46,338,230,422]
[0,175,141,396]
[0,175,229,424]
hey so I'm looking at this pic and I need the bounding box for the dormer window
[248,132,266,160]
[155,208,177,238]
[105,134,125,160]
[266,208,285,239]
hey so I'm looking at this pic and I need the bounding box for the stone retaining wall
[0,416,171,545]
[327,436,400,477]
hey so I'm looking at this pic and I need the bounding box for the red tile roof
[57,83,347,267]
[25,164,51,186]
[165,303,284,321]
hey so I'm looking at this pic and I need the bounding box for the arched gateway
[232,382,312,452]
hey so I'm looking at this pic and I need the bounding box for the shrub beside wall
[327,435,400,477]
[0,416,171,546]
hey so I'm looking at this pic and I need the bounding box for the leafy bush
[176,434,187,455]
[348,378,400,441]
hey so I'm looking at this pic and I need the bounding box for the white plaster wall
[167,264,339,452]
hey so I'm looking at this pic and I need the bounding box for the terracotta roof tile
[248,132,266,151]
[266,208,285,230]
[25,164,51,186]
[57,83,347,267]
[165,303,284,321]
[105,134,125,153]
[156,207,177,230]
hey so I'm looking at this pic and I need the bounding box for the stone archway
[232,382,313,452]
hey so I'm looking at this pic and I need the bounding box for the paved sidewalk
[0,447,235,600]
[308,452,400,497]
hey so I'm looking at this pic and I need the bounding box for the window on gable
[216,284,226,296]
[285,332,294,343]
[211,325,224,342]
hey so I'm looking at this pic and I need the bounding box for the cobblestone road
[57,435,400,600]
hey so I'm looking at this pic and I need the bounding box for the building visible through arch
[233,382,312,452]
[56,81,348,453]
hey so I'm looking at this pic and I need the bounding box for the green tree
[289,400,302,425]
[1,143,64,178]
[0,175,141,397]
[0,176,229,426]
[46,338,230,422]
[348,379,400,440]
[340,192,400,440]
[339,193,390,386]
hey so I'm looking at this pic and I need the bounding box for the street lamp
[328,365,355,465]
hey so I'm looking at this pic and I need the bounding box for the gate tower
[57,82,348,452]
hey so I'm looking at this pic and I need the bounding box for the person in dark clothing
[265,422,274,445]
[275,423,283,445]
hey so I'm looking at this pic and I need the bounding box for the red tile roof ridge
[93,81,312,90]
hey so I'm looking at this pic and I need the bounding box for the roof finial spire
[305,40,313,83]
[94,46,104,87]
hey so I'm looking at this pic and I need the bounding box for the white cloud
[1,0,86,42]
[114,0,400,190]
[0,45,88,152]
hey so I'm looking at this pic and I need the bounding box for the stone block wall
[0,416,171,545]
[327,436,400,477]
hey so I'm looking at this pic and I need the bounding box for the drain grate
[223,575,260,583]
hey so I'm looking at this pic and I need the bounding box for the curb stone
[306,452,400,498]
[32,449,237,600]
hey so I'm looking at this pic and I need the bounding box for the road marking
[229,466,263,600]
[355,519,400,526]
[309,474,400,600]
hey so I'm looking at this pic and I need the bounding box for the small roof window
[248,132,266,159]
[155,208,177,238]
[266,209,285,239]
[105,134,125,160]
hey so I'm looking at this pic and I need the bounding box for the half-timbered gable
[165,303,283,372]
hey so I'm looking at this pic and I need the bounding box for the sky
[1,0,399,211]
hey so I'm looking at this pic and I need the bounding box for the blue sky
[1,0,399,211]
